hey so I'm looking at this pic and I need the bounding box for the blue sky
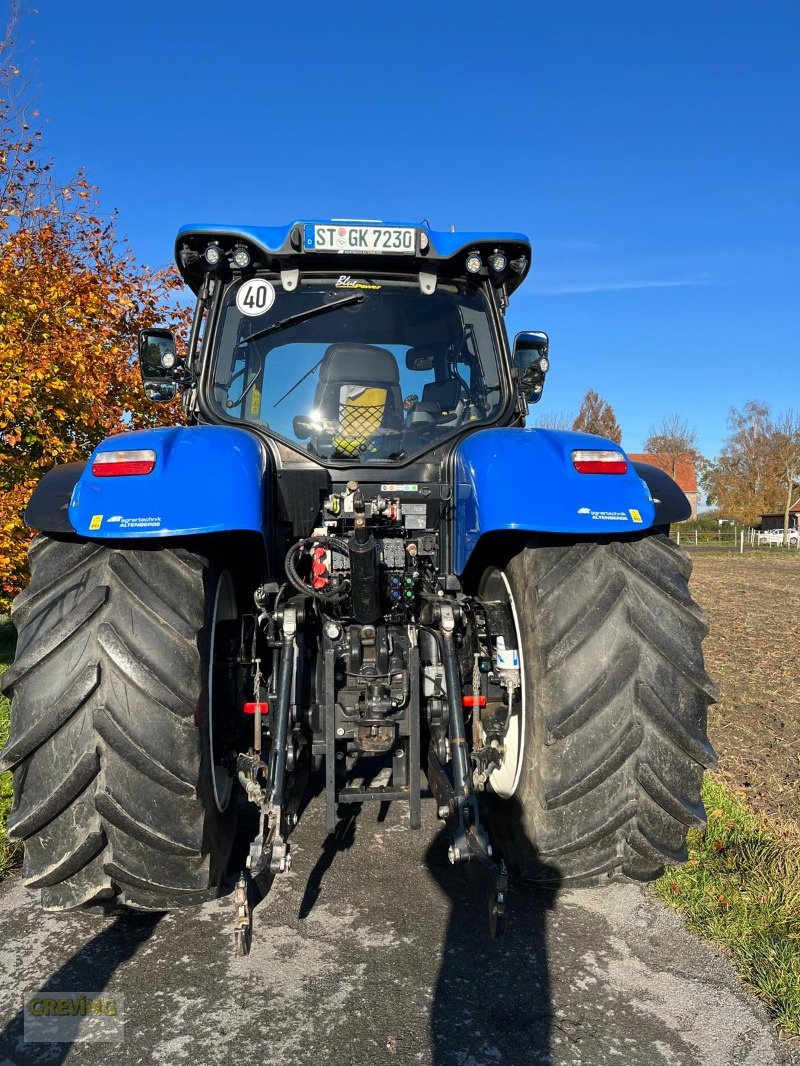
[14,0,800,457]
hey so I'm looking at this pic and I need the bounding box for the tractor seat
[406,378,464,426]
[313,343,403,455]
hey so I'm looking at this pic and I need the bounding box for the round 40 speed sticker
[236,278,276,316]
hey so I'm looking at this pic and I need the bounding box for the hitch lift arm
[234,603,306,956]
[425,600,508,938]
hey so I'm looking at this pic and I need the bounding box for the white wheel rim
[209,571,237,813]
[482,569,526,799]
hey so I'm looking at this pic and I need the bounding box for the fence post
[695,529,698,546]
[740,530,744,555]
[677,530,681,546]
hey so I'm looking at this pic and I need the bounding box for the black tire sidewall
[196,558,238,886]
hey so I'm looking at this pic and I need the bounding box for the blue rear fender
[453,428,657,574]
[69,425,268,540]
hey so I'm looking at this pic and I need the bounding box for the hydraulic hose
[284,536,350,602]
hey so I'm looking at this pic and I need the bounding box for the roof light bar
[92,450,157,477]
[571,450,628,475]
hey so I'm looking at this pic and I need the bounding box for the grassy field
[690,551,800,825]
[654,777,800,1037]
[653,550,800,1040]
[0,618,20,880]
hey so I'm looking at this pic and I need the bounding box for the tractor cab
[209,275,505,463]
[140,220,549,469]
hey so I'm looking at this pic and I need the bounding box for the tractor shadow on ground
[296,806,358,920]
[0,912,161,1065]
[219,767,343,922]
[222,772,562,1064]
[426,799,561,1066]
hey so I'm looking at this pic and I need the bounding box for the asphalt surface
[0,788,795,1066]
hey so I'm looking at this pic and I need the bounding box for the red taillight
[92,449,157,477]
[572,449,628,475]
[243,702,269,716]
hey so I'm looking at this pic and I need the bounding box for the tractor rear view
[1,220,716,946]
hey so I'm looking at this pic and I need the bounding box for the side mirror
[138,328,178,404]
[293,415,314,439]
[512,331,549,404]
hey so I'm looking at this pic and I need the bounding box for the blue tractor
[1,220,716,946]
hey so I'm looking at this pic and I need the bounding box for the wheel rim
[209,571,237,813]
[479,568,526,799]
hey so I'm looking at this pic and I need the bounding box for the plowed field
[690,551,800,824]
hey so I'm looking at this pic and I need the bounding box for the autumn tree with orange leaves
[571,388,623,443]
[0,11,189,610]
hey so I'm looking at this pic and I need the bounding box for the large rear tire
[0,536,237,910]
[484,533,718,884]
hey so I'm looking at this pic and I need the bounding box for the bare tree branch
[643,415,703,479]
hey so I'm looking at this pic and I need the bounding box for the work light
[465,252,482,274]
[489,251,507,273]
[204,243,222,267]
[232,245,251,269]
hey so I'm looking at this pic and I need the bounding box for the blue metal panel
[175,221,532,292]
[453,428,657,573]
[177,220,530,259]
[69,426,268,539]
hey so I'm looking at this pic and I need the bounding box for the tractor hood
[174,220,532,297]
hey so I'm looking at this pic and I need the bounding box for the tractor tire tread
[494,532,716,886]
[1,535,234,910]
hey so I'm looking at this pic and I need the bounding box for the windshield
[209,277,504,463]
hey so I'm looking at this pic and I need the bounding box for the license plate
[304,224,416,255]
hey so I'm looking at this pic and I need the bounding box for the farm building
[759,499,800,532]
[628,452,700,519]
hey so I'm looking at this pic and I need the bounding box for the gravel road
[0,789,795,1066]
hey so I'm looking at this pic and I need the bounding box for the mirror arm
[186,286,209,373]
[516,379,528,418]
[170,357,192,391]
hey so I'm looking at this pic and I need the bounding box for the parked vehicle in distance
[757,529,799,547]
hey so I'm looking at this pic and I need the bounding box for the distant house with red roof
[628,452,700,519]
